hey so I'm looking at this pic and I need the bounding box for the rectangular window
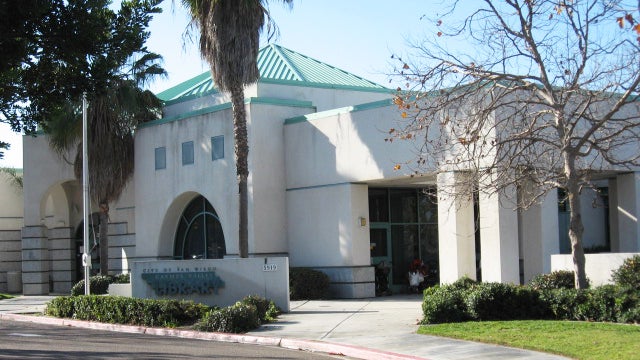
[211,136,224,161]
[182,141,194,165]
[154,147,166,170]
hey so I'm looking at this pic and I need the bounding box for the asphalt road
[0,320,342,359]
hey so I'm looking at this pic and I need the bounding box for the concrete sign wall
[132,257,290,312]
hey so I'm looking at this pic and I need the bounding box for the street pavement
[0,294,569,360]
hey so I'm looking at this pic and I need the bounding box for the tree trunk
[564,157,588,289]
[99,202,109,276]
[230,86,249,258]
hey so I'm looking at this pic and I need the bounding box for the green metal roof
[156,44,389,103]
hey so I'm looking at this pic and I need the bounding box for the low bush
[289,268,330,300]
[422,259,640,325]
[450,276,477,290]
[194,302,260,333]
[45,296,209,327]
[528,270,585,290]
[611,255,640,290]
[45,295,280,332]
[70,275,113,296]
[240,295,280,323]
[112,273,130,284]
[578,285,618,322]
[465,282,547,321]
[422,285,470,324]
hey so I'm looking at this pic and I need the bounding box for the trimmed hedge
[423,258,640,324]
[611,255,640,290]
[240,294,280,323]
[195,302,260,333]
[528,270,588,290]
[70,273,131,296]
[70,275,113,296]
[422,281,547,324]
[45,296,209,327]
[45,294,280,333]
[422,285,470,324]
[289,268,330,300]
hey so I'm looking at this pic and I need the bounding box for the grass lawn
[0,293,14,300]
[418,320,640,360]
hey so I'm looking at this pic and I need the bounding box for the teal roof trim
[285,98,394,125]
[156,72,214,102]
[140,97,315,129]
[259,77,393,93]
[158,44,390,104]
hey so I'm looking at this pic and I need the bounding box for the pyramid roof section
[156,44,389,103]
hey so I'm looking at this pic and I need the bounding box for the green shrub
[422,285,470,324]
[289,268,330,300]
[195,302,260,333]
[465,282,547,321]
[576,285,618,322]
[45,296,75,318]
[450,276,477,290]
[240,295,280,323]
[528,270,586,290]
[112,273,130,284]
[611,255,640,290]
[45,295,209,327]
[70,275,113,296]
[614,289,640,324]
[539,288,589,320]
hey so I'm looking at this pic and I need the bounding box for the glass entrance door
[370,224,392,295]
[370,224,391,267]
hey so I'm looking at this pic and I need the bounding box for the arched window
[174,195,226,259]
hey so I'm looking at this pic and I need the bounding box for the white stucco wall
[22,135,76,226]
[247,102,315,255]
[135,106,237,258]
[551,252,639,286]
[135,98,315,259]
[284,101,421,189]
[257,82,391,112]
[287,183,370,267]
[0,171,23,229]
[22,134,134,232]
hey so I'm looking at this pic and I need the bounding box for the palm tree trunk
[230,86,249,258]
[99,202,109,275]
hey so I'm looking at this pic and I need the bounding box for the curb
[0,313,428,360]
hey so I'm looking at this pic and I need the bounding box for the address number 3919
[262,264,277,272]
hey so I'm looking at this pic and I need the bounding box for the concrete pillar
[609,180,620,251]
[616,172,640,252]
[21,225,50,295]
[437,172,476,283]
[520,189,560,284]
[48,227,75,294]
[478,185,520,284]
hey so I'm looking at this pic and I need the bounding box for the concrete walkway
[0,294,568,360]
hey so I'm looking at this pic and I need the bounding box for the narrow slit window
[211,136,224,161]
[182,141,194,165]
[155,147,166,170]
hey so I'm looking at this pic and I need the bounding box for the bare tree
[391,0,640,289]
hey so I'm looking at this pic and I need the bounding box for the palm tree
[181,0,292,258]
[46,1,165,275]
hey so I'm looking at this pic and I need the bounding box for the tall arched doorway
[173,195,226,260]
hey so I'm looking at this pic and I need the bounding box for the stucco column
[478,184,520,284]
[520,188,560,283]
[437,172,476,284]
[21,225,50,295]
[616,172,640,252]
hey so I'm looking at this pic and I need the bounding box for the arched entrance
[173,195,226,259]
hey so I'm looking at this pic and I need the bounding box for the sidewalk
[0,294,568,360]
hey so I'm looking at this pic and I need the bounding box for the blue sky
[0,0,429,168]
